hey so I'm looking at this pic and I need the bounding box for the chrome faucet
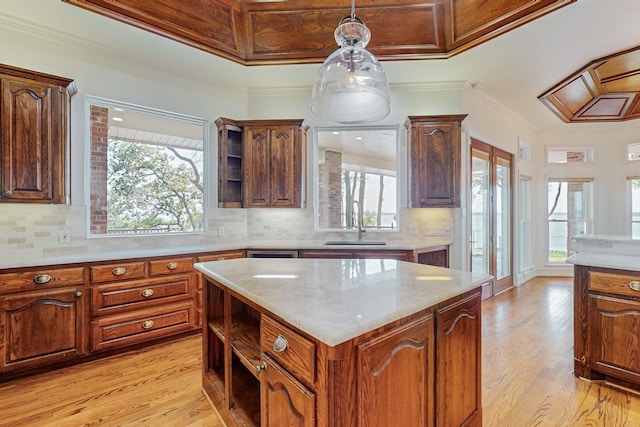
[353,200,366,242]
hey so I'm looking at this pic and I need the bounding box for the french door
[470,139,513,296]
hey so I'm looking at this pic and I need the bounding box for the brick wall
[90,105,108,234]
[318,150,342,229]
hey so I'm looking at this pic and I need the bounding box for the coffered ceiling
[62,0,575,65]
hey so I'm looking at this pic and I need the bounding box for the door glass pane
[631,178,640,238]
[548,180,590,262]
[496,157,511,280]
[519,176,532,268]
[471,152,490,275]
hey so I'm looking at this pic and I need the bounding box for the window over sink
[315,127,398,232]
[86,97,208,236]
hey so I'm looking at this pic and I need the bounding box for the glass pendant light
[311,1,390,124]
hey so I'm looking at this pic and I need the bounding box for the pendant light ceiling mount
[311,0,391,125]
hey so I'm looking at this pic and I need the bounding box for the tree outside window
[547,179,592,262]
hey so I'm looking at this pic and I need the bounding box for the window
[519,175,532,269]
[631,177,640,238]
[546,147,593,164]
[547,178,592,262]
[316,127,398,231]
[87,97,207,236]
[627,143,640,162]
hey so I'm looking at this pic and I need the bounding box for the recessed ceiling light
[356,136,363,140]
[113,107,125,112]
[112,117,124,122]
[332,131,340,135]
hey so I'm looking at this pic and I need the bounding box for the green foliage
[107,140,203,233]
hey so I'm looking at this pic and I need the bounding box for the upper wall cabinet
[0,64,76,204]
[405,115,467,208]
[216,118,308,208]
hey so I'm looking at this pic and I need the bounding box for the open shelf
[231,312,261,378]
[231,353,261,426]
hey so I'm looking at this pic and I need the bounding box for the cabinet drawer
[197,251,245,262]
[149,257,194,276]
[91,301,196,352]
[90,262,146,284]
[589,271,640,298]
[261,315,315,386]
[92,275,194,316]
[0,267,85,293]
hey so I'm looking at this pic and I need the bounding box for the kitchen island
[568,235,640,391]
[195,258,490,427]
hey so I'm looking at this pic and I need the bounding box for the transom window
[87,97,207,236]
[547,147,593,164]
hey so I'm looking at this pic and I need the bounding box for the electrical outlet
[424,226,451,236]
[59,231,71,243]
[218,226,225,237]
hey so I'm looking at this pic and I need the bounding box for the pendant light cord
[351,0,355,20]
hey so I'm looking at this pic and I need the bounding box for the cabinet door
[436,292,481,427]
[0,287,86,372]
[588,294,640,384]
[1,78,63,202]
[244,127,272,207]
[261,355,315,427]
[407,116,465,208]
[357,315,434,427]
[269,126,298,207]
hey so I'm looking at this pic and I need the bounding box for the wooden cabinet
[406,115,467,208]
[436,292,482,427]
[357,315,434,427]
[298,249,414,262]
[216,118,308,208]
[201,268,482,427]
[574,266,640,388]
[216,118,243,208]
[0,266,87,375]
[88,256,198,352]
[416,245,450,268]
[0,64,76,204]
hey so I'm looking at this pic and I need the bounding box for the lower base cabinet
[201,273,481,427]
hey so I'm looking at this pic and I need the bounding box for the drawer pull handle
[33,274,52,284]
[255,361,267,374]
[629,281,640,292]
[112,267,126,276]
[141,289,154,298]
[273,334,288,353]
[142,320,154,329]
[167,262,179,270]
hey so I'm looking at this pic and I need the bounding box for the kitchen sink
[324,241,387,246]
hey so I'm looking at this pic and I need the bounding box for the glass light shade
[311,20,390,124]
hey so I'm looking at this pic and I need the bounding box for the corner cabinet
[216,118,308,208]
[0,64,76,204]
[405,115,467,208]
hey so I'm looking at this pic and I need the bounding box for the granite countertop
[195,258,490,347]
[0,239,450,270]
[567,234,640,271]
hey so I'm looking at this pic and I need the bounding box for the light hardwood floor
[1,277,639,426]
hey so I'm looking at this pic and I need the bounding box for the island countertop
[195,257,490,347]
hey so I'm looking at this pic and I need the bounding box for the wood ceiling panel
[540,45,640,123]
[62,0,574,64]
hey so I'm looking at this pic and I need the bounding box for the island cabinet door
[261,354,315,427]
[356,315,435,427]
[436,292,482,427]
[588,294,640,384]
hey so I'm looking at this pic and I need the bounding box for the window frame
[85,96,209,238]
[545,146,594,166]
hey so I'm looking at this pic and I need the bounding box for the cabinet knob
[75,290,82,297]
[629,281,640,292]
[33,274,52,284]
[167,262,179,270]
[141,288,155,298]
[273,334,288,353]
[255,361,267,374]
[112,267,126,276]
[141,320,154,329]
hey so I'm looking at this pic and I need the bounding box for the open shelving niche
[205,280,261,425]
